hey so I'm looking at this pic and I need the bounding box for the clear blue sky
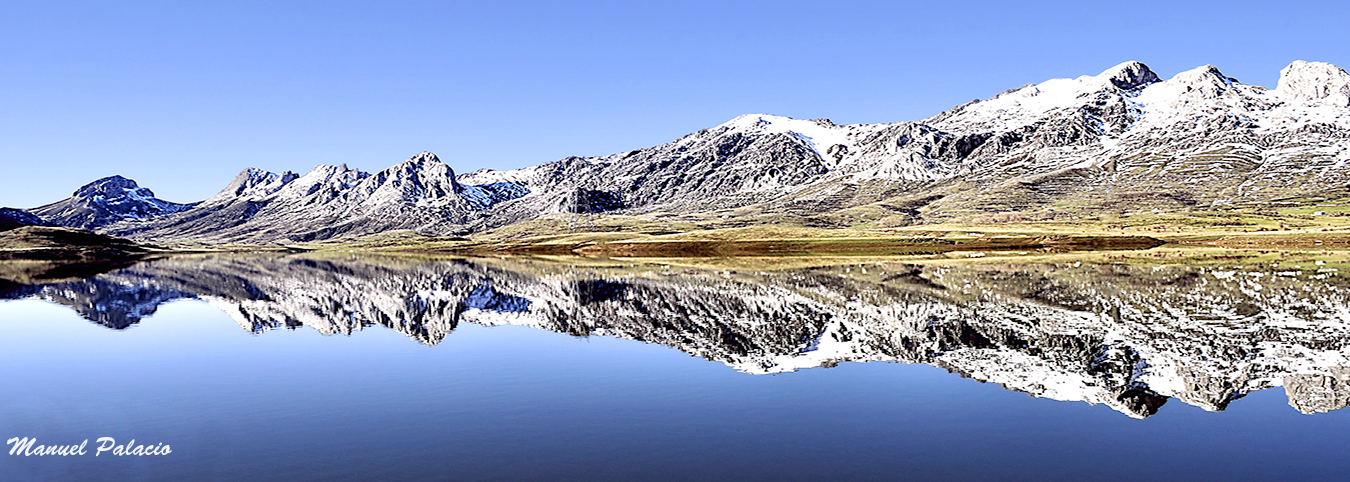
[2,0,1347,207]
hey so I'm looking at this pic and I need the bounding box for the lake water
[3,253,1350,481]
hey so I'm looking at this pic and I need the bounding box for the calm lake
[2,253,1350,481]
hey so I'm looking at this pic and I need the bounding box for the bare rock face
[1284,369,1350,414]
[1277,60,1350,107]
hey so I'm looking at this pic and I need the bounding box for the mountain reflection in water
[4,254,1350,419]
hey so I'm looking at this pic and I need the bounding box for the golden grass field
[10,195,1350,265]
[286,197,1350,258]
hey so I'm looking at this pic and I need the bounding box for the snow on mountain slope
[211,168,301,202]
[49,59,1350,242]
[714,114,867,169]
[1277,60,1350,108]
[105,152,530,243]
[928,61,1160,134]
[29,176,191,230]
[888,61,1350,217]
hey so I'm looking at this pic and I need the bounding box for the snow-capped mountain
[105,152,530,243]
[462,59,1350,225]
[10,255,1350,418]
[29,175,191,230]
[40,60,1350,243]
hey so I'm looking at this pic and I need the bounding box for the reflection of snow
[13,256,1350,418]
[462,284,531,313]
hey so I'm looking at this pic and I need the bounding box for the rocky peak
[73,175,144,199]
[1100,60,1160,90]
[296,163,369,184]
[720,114,787,131]
[378,151,459,189]
[923,61,1162,134]
[30,175,189,229]
[215,168,300,201]
[1129,64,1246,122]
[1169,64,1234,91]
[275,164,372,204]
[713,114,857,162]
[1277,60,1350,107]
[350,151,470,210]
[404,151,444,166]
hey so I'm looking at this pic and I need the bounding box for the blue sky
[2,0,1347,207]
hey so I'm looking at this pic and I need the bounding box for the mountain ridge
[29,175,192,231]
[17,59,1350,244]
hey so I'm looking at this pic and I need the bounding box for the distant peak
[1277,60,1350,106]
[84,175,138,188]
[384,151,457,184]
[391,151,451,175]
[74,175,142,198]
[94,174,134,183]
[1283,59,1345,74]
[238,167,299,183]
[407,151,442,164]
[1166,64,1236,88]
[304,163,364,176]
[721,114,822,131]
[724,114,776,126]
[1193,64,1227,78]
[220,167,299,198]
[1099,61,1159,90]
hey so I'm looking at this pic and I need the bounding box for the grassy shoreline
[291,220,1350,258]
[12,211,1350,264]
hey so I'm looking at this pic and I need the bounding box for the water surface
[3,253,1350,480]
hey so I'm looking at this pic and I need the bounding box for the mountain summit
[30,175,190,230]
[1102,60,1160,90]
[1277,60,1350,107]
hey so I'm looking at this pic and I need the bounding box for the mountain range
[9,60,1350,244]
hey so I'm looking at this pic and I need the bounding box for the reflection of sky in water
[3,256,1350,480]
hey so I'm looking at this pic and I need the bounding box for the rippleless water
[3,254,1350,481]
